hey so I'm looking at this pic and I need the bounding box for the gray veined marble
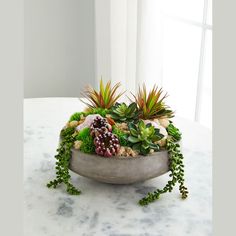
[24,98,212,236]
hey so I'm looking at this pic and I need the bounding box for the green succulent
[110,102,140,122]
[127,120,164,155]
[166,123,182,142]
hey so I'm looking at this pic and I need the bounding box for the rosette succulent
[94,132,120,157]
[110,102,140,122]
[127,120,164,155]
[166,123,182,142]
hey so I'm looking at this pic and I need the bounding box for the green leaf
[146,123,152,128]
[149,143,160,151]
[132,143,142,150]
[138,120,145,130]
[128,122,137,131]
[130,128,138,137]
[140,146,150,155]
[128,136,140,143]
[141,142,150,149]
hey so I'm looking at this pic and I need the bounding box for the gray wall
[24,0,95,98]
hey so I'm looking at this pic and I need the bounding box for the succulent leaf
[128,136,140,143]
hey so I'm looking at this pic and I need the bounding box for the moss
[112,125,128,146]
[86,108,109,117]
[76,127,95,154]
[76,127,90,141]
[69,108,109,122]
[80,136,95,154]
[69,112,85,122]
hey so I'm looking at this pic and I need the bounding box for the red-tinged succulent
[81,79,125,109]
[90,116,112,137]
[131,84,174,119]
[94,132,120,157]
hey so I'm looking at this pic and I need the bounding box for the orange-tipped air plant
[131,84,174,119]
[81,79,125,109]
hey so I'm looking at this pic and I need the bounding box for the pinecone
[94,132,120,157]
[90,116,112,137]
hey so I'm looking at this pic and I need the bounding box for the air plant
[110,102,140,122]
[127,120,164,155]
[131,84,174,120]
[81,79,125,109]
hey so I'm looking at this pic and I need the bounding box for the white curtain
[94,0,212,129]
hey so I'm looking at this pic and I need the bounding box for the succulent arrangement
[47,79,188,205]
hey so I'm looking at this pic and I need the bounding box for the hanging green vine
[47,127,81,195]
[139,138,188,206]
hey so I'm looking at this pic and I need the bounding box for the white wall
[24,0,95,98]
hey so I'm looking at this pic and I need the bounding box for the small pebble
[69,120,79,127]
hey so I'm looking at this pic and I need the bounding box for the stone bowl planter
[69,148,170,184]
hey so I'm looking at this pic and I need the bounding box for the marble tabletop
[24,98,212,236]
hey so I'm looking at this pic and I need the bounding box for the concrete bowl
[69,149,170,184]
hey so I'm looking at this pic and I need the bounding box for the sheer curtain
[94,0,212,129]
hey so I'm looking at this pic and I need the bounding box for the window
[95,0,212,129]
[162,0,212,129]
[143,0,212,128]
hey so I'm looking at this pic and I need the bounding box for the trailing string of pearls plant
[47,79,188,206]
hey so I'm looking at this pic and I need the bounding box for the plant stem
[139,139,188,206]
[47,128,81,195]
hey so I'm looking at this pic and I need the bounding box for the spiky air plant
[110,102,140,122]
[81,79,125,109]
[131,84,174,120]
[94,132,120,157]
